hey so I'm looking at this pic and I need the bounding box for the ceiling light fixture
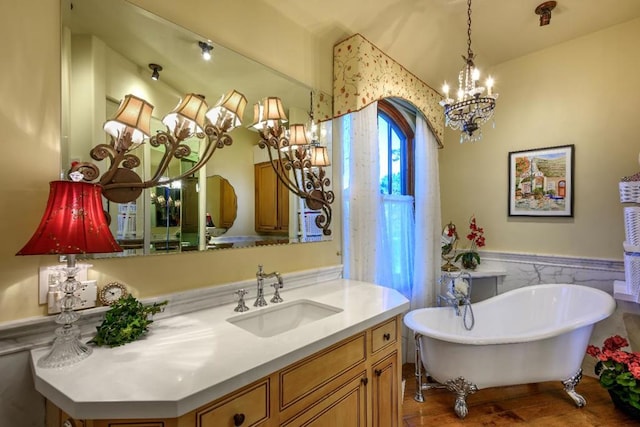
[535,1,557,26]
[440,0,498,143]
[199,41,213,61]
[148,63,162,80]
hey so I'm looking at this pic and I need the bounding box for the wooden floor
[401,364,639,426]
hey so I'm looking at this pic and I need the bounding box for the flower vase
[461,256,478,271]
[457,251,479,270]
[609,391,640,420]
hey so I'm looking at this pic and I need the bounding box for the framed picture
[508,144,574,217]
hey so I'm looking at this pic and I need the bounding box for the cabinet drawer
[280,333,366,411]
[371,318,397,354]
[196,379,270,427]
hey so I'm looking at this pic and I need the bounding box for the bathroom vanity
[34,279,409,426]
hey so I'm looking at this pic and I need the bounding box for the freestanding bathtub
[403,284,616,418]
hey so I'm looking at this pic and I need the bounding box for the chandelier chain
[466,0,473,60]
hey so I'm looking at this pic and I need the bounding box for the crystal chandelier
[440,0,498,143]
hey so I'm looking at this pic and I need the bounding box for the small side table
[442,266,506,302]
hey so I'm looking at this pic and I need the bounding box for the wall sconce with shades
[71,90,247,204]
[250,96,334,236]
[16,175,124,368]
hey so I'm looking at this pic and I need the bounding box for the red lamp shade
[17,181,123,255]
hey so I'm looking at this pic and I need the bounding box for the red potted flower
[454,215,485,270]
[586,335,640,419]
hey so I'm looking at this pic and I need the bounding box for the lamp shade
[205,89,247,131]
[262,97,288,123]
[162,93,209,135]
[17,181,123,255]
[310,146,331,167]
[249,102,265,130]
[103,94,153,149]
[287,124,309,150]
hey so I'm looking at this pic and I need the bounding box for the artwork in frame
[508,145,574,217]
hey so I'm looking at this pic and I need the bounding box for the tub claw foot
[562,369,586,407]
[445,377,478,419]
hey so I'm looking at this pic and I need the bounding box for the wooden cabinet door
[255,161,288,233]
[181,177,199,233]
[280,372,367,427]
[371,352,400,427]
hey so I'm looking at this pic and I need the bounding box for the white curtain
[341,102,381,283]
[406,113,442,362]
[412,114,441,310]
[377,194,415,298]
[341,102,441,305]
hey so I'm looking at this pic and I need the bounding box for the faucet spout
[254,265,267,307]
[254,265,284,306]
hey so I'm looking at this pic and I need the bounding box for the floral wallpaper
[333,33,444,146]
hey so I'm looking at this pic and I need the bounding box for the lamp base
[37,325,92,368]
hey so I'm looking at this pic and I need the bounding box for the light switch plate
[38,264,92,305]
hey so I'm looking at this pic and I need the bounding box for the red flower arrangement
[586,335,640,414]
[455,215,486,270]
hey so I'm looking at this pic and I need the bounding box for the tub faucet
[437,273,475,330]
[437,274,472,316]
[254,265,283,306]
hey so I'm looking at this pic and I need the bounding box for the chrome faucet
[437,273,475,330]
[437,273,472,316]
[254,265,284,307]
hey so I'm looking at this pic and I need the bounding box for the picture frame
[508,144,574,217]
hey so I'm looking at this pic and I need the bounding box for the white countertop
[31,279,409,420]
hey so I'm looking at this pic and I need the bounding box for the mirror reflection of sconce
[250,96,334,236]
[71,90,247,204]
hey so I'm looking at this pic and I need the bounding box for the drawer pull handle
[375,369,383,377]
[383,333,391,340]
[233,413,245,426]
[361,377,369,386]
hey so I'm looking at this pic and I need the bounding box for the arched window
[377,99,414,195]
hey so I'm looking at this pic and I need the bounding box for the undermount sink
[226,299,343,338]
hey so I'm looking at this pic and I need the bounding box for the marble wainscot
[28,266,410,419]
[477,251,640,374]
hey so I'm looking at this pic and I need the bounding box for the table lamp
[17,174,123,368]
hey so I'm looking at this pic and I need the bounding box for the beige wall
[0,0,340,323]
[440,18,640,260]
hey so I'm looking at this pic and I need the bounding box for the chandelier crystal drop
[439,0,498,143]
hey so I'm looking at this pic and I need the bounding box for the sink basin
[226,299,343,337]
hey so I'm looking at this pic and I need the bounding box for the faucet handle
[234,289,250,312]
[270,282,283,303]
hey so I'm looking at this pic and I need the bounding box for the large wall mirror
[61,0,333,257]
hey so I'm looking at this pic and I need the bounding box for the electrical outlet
[47,280,97,314]
[39,263,92,304]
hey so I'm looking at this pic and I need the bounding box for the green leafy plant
[587,335,640,411]
[89,295,168,347]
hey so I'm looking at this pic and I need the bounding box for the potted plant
[454,215,486,270]
[586,335,640,419]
